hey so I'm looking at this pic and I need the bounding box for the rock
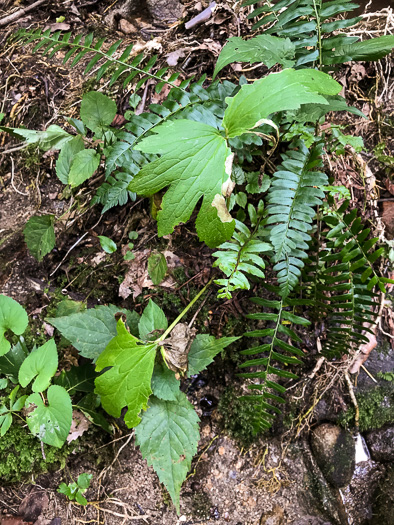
[310,424,355,488]
[371,465,394,525]
[365,426,394,462]
[291,517,332,525]
[119,18,138,33]
[19,488,48,522]
[146,0,182,21]
[260,506,284,525]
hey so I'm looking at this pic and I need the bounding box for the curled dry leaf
[67,410,91,443]
[159,323,197,372]
[349,330,378,374]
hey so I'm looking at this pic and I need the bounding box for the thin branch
[0,0,48,27]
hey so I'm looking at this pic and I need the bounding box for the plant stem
[312,0,323,70]
[157,278,213,342]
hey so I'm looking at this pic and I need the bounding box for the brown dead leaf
[382,200,394,237]
[67,410,90,444]
[159,323,196,372]
[166,49,186,66]
[385,178,394,195]
[119,249,181,299]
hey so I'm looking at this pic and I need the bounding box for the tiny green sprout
[58,473,92,505]
[128,231,138,240]
[124,251,135,261]
[98,236,117,254]
[56,16,66,23]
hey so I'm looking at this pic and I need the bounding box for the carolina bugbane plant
[1,0,394,510]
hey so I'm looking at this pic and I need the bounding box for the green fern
[213,201,273,299]
[91,172,135,213]
[266,140,327,298]
[12,29,185,93]
[238,296,309,433]
[242,0,394,68]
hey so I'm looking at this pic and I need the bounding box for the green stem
[156,279,213,342]
[312,0,323,70]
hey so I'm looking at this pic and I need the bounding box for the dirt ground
[0,1,394,524]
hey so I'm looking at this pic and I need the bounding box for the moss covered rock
[310,423,355,488]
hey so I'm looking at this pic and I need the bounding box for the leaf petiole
[156,278,213,343]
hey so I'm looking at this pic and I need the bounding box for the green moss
[218,387,258,447]
[339,385,394,432]
[0,424,72,483]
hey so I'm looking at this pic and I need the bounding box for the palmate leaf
[238,296,307,434]
[129,119,235,248]
[95,320,157,428]
[213,34,296,78]
[223,68,341,138]
[135,391,200,513]
[266,140,327,298]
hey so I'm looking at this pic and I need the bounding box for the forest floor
[0,1,394,524]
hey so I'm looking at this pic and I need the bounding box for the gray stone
[146,0,182,21]
[371,465,394,525]
[291,517,332,525]
[365,426,394,462]
[310,423,355,488]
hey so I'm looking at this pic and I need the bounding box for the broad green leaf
[138,299,168,341]
[147,252,167,285]
[54,363,96,395]
[151,362,180,401]
[323,34,394,65]
[0,341,26,381]
[214,35,295,78]
[223,69,341,138]
[130,120,235,247]
[0,295,28,357]
[47,305,138,362]
[23,215,56,261]
[68,149,100,187]
[95,320,157,428]
[25,385,72,447]
[0,378,8,389]
[18,339,58,392]
[187,334,240,377]
[0,412,12,437]
[195,203,235,248]
[98,235,117,254]
[80,91,117,132]
[77,472,93,490]
[135,391,200,512]
[56,135,84,184]
[55,299,86,317]
[0,125,73,151]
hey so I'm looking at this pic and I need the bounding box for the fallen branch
[0,0,48,28]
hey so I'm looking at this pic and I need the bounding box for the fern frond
[266,140,327,297]
[238,296,308,433]
[91,172,136,213]
[213,216,272,299]
[13,28,185,93]
[242,0,373,68]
